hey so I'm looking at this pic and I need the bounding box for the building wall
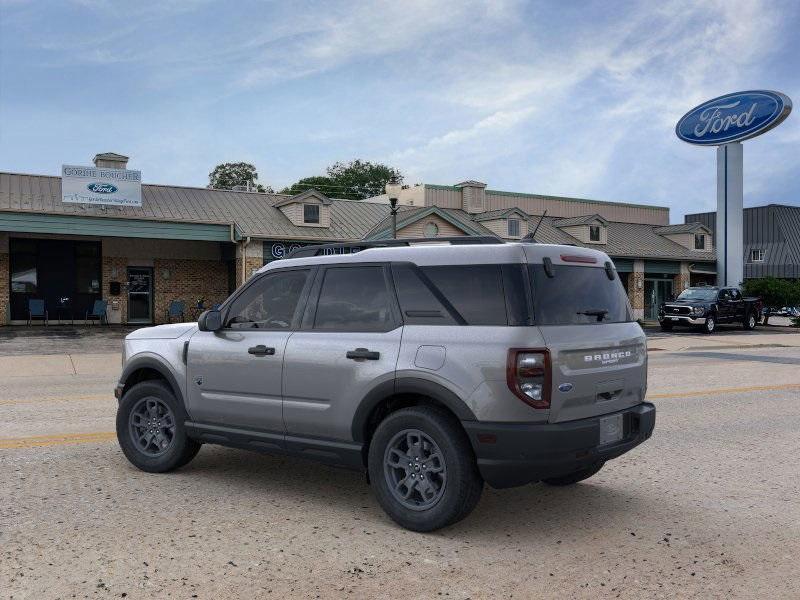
[560,223,608,244]
[628,260,645,321]
[397,215,466,238]
[235,240,265,287]
[0,251,8,325]
[278,201,331,228]
[152,258,229,324]
[673,262,691,295]
[480,217,529,239]
[421,186,669,225]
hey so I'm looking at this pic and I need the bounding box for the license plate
[670,317,679,321]
[599,413,624,446]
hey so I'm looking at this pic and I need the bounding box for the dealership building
[0,153,716,326]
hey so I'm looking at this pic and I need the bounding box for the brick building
[0,155,716,326]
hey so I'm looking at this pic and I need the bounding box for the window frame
[303,203,321,224]
[589,225,601,242]
[220,265,315,331]
[694,233,706,250]
[300,262,402,333]
[750,248,765,262]
[507,218,520,238]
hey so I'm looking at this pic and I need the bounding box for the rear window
[530,264,632,325]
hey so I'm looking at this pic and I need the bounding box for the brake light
[507,349,551,409]
[560,254,597,264]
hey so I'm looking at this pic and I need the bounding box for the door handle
[346,348,380,360]
[248,345,275,356]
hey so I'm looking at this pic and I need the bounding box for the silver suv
[115,237,655,531]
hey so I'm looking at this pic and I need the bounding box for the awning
[689,263,717,275]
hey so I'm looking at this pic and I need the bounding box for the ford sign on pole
[62,164,142,207]
[676,90,792,287]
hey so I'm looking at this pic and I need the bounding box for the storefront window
[10,239,37,293]
[75,243,101,293]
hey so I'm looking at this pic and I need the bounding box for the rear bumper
[462,403,656,489]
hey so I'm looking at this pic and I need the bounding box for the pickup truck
[658,286,763,334]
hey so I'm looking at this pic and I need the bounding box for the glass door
[127,267,153,324]
[644,278,674,320]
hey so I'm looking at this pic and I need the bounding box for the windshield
[676,288,717,301]
[530,264,632,325]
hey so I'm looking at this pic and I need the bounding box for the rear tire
[542,462,604,486]
[116,380,201,473]
[368,406,483,532]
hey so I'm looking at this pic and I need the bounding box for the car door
[728,288,744,320]
[282,263,402,446]
[716,289,731,321]
[186,267,313,439]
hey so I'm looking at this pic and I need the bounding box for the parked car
[658,286,763,334]
[114,238,655,532]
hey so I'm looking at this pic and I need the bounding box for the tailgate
[539,322,647,423]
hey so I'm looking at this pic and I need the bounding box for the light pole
[385,176,402,239]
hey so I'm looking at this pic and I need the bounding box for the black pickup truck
[659,286,763,334]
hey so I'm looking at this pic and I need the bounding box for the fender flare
[119,354,185,408]
[351,377,477,442]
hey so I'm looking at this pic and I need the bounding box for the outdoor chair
[165,300,185,323]
[27,299,48,326]
[85,299,108,325]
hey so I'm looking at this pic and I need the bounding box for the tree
[742,277,800,325]
[280,159,403,200]
[279,176,337,197]
[209,162,273,193]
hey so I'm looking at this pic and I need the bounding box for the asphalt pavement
[1,330,800,598]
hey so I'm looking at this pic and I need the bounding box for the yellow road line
[0,431,117,449]
[0,394,111,406]
[648,382,800,399]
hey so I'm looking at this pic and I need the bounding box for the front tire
[368,406,483,532]
[701,315,716,334]
[116,380,201,473]
[542,462,604,486]
[743,311,757,330]
[659,321,673,331]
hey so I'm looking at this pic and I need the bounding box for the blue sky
[1,0,798,222]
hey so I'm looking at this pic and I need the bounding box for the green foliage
[281,159,403,200]
[209,162,272,193]
[792,315,800,328]
[742,277,800,309]
[280,176,338,197]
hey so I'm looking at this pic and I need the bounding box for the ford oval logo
[676,90,792,146]
[558,383,574,393]
[86,182,118,194]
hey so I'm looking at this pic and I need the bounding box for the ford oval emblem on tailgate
[558,383,574,393]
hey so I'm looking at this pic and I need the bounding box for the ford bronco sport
[115,237,655,532]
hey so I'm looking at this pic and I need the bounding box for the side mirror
[197,309,222,332]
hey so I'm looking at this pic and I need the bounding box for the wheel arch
[120,355,185,409]
[352,377,477,463]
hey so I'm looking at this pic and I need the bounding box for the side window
[392,264,456,325]
[420,265,507,326]
[730,289,742,301]
[314,266,394,331]
[718,289,730,301]
[226,269,309,329]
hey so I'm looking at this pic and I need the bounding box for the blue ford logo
[676,90,792,146]
[86,182,118,194]
[558,383,574,393]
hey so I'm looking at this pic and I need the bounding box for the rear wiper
[577,309,609,322]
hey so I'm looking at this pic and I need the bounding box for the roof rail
[287,236,504,258]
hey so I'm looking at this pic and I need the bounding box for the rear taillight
[506,349,551,409]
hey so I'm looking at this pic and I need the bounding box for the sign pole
[715,143,743,286]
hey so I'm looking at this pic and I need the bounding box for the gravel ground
[2,346,800,598]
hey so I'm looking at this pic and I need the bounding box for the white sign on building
[62,164,142,207]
